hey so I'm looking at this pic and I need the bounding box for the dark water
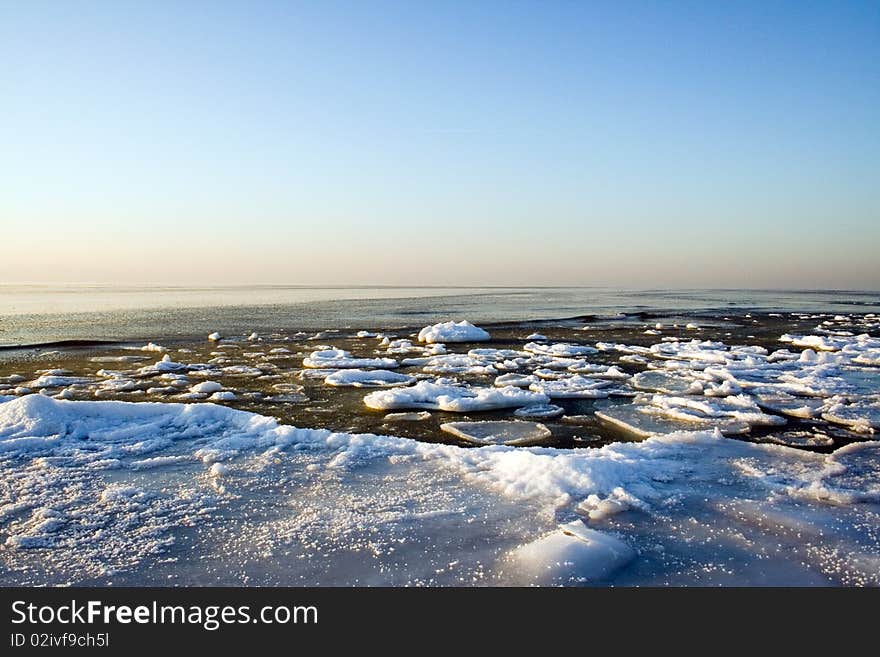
[1,285,878,345]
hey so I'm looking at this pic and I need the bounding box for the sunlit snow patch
[417,321,490,344]
[363,381,548,412]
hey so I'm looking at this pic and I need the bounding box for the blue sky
[2,1,878,288]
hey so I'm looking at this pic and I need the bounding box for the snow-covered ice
[1,395,879,586]
[524,342,598,358]
[417,321,490,344]
[440,420,552,446]
[303,349,399,370]
[324,369,415,388]
[363,381,549,412]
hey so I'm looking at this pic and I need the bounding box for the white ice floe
[138,354,188,374]
[632,371,704,395]
[760,431,835,448]
[513,404,565,419]
[408,354,496,376]
[529,375,613,399]
[821,398,880,433]
[209,391,236,401]
[324,370,415,388]
[303,349,398,370]
[382,339,447,356]
[597,393,786,437]
[363,381,548,412]
[753,393,825,419]
[27,375,94,389]
[190,381,223,394]
[208,332,222,342]
[781,334,848,351]
[383,411,432,422]
[494,373,539,388]
[524,342,597,358]
[503,520,635,585]
[90,355,148,363]
[440,421,551,446]
[417,321,490,344]
[467,348,529,360]
[577,487,650,521]
[220,365,264,377]
[525,333,548,341]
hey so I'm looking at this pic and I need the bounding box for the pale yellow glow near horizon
[2,223,878,290]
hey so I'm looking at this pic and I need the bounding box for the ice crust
[2,394,879,585]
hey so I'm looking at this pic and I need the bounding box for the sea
[2,284,878,346]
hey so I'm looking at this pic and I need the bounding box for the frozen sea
[0,287,879,586]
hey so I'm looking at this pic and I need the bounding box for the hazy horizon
[2,1,878,289]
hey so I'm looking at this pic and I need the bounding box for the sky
[1,0,878,289]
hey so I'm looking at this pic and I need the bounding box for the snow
[1,395,879,585]
[27,375,93,389]
[209,391,236,401]
[324,369,414,388]
[139,354,188,374]
[363,381,549,412]
[303,349,398,370]
[417,321,490,344]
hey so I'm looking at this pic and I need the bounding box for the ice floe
[502,520,635,585]
[190,381,223,394]
[597,393,786,437]
[363,381,548,412]
[417,321,490,344]
[524,342,598,358]
[303,349,398,370]
[529,375,614,399]
[440,421,552,446]
[324,369,415,388]
[513,404,565,419]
